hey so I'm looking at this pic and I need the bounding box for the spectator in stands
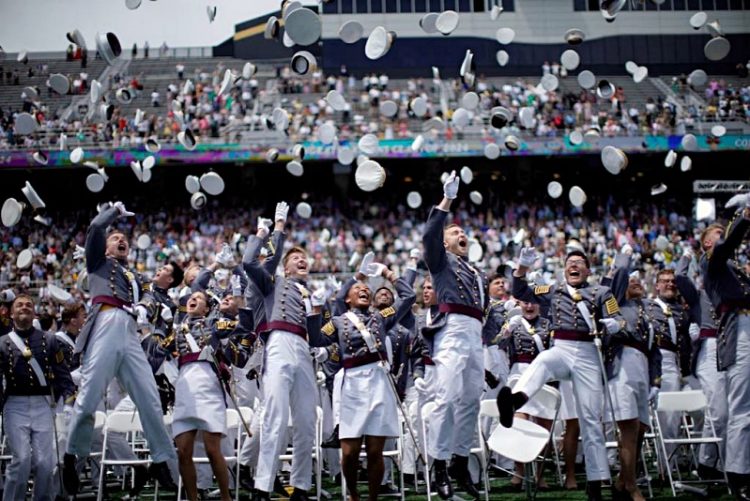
[66,45,74,61]
[144,41,149,59]
[132,43,138,59]
[176,63,185,80]
[151,88,160,107]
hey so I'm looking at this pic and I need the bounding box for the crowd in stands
[2,54,749,151]
[0,193,711,305]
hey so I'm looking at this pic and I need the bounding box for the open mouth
[458,239,468,248]
[358,291,370,301]
[118,243,127,252]
[568,270,581,278]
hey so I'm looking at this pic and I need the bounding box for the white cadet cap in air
[185,175,200,194]
[436,10,460,35]
[365,27,396,60]
[2,198,25,227]
[200,172,225,195]
[569,186,586,207]
[286,160,304,177]
[339,20,364,43]
[14,112,37,135]
[406,191,422,209]
[285,7,322,46]
[547,181,563,198]
[21,181,45,210]
[495,27,515,45]
[355,160,386,192]
[96,32,122,65]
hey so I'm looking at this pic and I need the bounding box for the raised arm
[380,268,417,332]
[85,205,121,271]
[512,247,551,306]
[422,170,459,272]
[609,251,632,305]
[710,207,750,264]
[49,334,77,404]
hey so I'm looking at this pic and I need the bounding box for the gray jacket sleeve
[85,206,119,272]
[242,235,275,296]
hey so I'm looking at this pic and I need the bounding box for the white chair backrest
[94,411,107,429]
[238,406,254,425]
[534,385,562,414]
[507,374,521,390]
[105,411,143,434]
[479,399,499,418]
[163,412,174,426]
[657,390,707,413]
[226,408,240,429]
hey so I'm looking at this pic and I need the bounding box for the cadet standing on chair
[62,202,177,493]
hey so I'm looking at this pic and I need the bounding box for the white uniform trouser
[696,337,728,468]
[401,385,422,476]
[67,309,175,463]
[515,339,610,481]
[657,349,681,459]
[2,396,55,501]
[240,390,263,468]
[255,330,317,492]
[428,314,484,461]
[726,316,750,474]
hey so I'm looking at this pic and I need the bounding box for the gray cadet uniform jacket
[244,234,324,346]
[602,253,662,386]
[242,230,286,331]
[421,207,488,334]
[76,206,142,354]
[512,274,625,341]
[498,315,551,366]
[701,209,750,371]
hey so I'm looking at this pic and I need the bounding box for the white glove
[257,216,271,236]
[367,263,387,278]
[683,246,694,259]
[311,288,327,307]
[688,322,700,341]
[325,275,341,294]
[409,248,421,261]
[230,274,243,296]
[316,371,326,385]
[135,304,150,327]
[72,245,85,260]
[600,317,621,334]
[620,243,633,256]
[358,251,375,276]
[274,201,289,223]
[160,304,174,323]
[507,314,524,328]
[0,289,15,303]
[442,170,460,200]
[70,368,82,387]
[725,192,750,209]
[312,347,329,362]
[215,243,235,267]
[414,377,429,395]
[113,201,135,218]
[518,246,538,268]
[648,386,659,403]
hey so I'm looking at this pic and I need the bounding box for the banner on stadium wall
[1,134,748,168]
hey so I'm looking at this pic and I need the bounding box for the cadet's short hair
[656,268,675,281]
[168,261,184,289]
[444,223,461,232]
[11,294,34,308]
[283,247,307,267]
[106,230,127,240]
[565,250,590,268]
[699,223,725,252]
[61,302,85,324]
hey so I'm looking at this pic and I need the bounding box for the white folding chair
[278,406,323,500]
[652,389,729,496]
[472,400,496,501]
[176,407,253,501]
[487,384,561,499]
[97,411,158,501]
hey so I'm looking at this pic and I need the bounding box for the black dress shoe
[586,480,603,501]
[497,387,528,428]
[252,490,271,501]
[698,463,724,480]
[130,465,149,496]
[728,473,750,501]
[273,475,288,497]
[62,453,80,495]
[449,455,481,499]
[433,459,454,500]
[239,464,255,490]
[379,483,399,495]
[149,461,177,490]
[289,487,310,500]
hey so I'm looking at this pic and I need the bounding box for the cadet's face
[702,228,723,252]
[347,282,371,309]
[655,273,677,299]
[374,288,394,309]
[220,295,238,315]
[69,308,87,333]
[520,300,539,320]
[106,232,129,260]
[564,256,589,287]
[11,297,35,329]
[154,264,174,289]
[186,292,209,317]
[422,280,435,306]
[489,278,506,299]
[184,265,199,285]
[443,227,468,257]
[284,251,309,278]
[627,277,644,299]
